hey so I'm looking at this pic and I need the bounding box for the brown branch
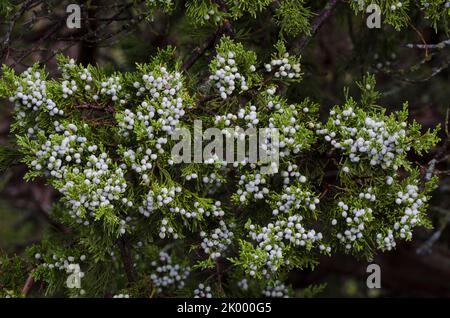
[407,21,430,59]
[0,0,38,62]
[216,259,224,294]
[395,60,450,83]
[181,19,234,71]
[198,94,219,106]
[182,32,220,71]
[423,108,450,181]
[21,272,35,297]
[56,14,147,45]
[29,186,73,234]
[406,39,450,50]
[424,138,450,180]
[12,18,65,68]
[416,222,448,255]
[290,0,340,54]
[181,0,234,71]
[118,238,136,284]
[258,0,340,87]
[5,0,148,67]
[74,103,115,113]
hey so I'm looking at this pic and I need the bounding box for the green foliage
[186,0,224,26]
[356,73,381,108]
[418,0,450,31]
[186,0,273,26]
[274,0,313,37]
[211,36,261,89]
[0,253,28,298]
[350,0,450,31]
[300,283,327,298]
[0,0,12,17]
[267,41,303,83]
[226,0,273,18]
[0,49,440,297]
